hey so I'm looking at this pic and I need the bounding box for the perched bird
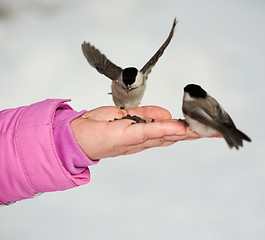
[82,18,177,109]
[182,84,251,149]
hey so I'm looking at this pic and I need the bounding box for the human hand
[70,106,201,160]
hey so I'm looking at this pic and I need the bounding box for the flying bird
[182,84,251,149]
[82,18,177,109]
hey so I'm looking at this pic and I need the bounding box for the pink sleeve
[53,107,99,175]
[0,99,98,205]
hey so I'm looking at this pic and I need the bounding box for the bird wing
[82,42,123,80]
[183,97,251,148]
[208,96,237,127]
[183,95,238,129]
[140,18,177,78]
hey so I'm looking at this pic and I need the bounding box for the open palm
[70,106,201,160]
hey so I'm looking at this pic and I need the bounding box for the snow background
[0,0,264,239]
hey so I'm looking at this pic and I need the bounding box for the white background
[0,0,264,239]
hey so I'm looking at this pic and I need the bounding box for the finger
[120,119,195,147]
[124,106,172,121]
[121,140,176,156]
[118,129,201,156]
[208,134,223,138]
[83,106,174,124]
[83,106,122,120]
[122,127,200,152]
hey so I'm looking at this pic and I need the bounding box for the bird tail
[220,123,251,150]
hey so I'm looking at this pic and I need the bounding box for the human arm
[0,99,200,205]
[0,99,90,205]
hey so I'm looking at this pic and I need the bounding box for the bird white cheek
[183,92,193,102]
[184,114,219,137]
[131,72,144,88]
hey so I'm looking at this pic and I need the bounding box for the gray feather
[82,42,122,80]
[183,96,251,149]
[140,18,177,77]
[220,123,251,149]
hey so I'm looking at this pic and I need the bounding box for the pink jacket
[0,99,96,205]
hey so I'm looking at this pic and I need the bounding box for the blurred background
[0,0,264,239]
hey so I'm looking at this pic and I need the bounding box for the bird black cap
[184,84,207,98]
[122,67,138,85]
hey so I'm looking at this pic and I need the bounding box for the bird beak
[126,85,132,92]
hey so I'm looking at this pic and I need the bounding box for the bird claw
[178,118,189,128]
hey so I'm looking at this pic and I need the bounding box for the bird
[182,84,251,149]
[82,18,177,109]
